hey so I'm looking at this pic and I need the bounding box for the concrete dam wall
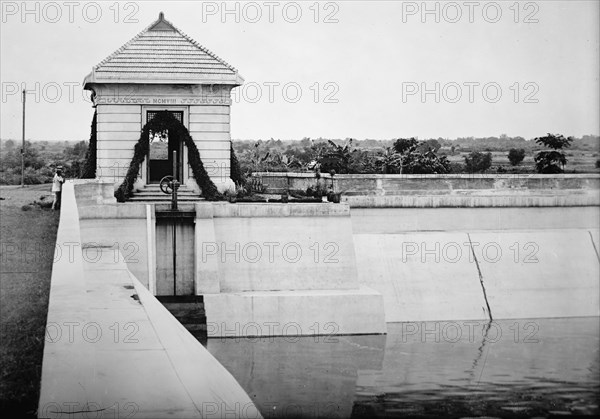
[70,180,598,337]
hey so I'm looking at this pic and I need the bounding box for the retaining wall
[255,173,600,207]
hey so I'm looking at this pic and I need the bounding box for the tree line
[233,134,599,175]
[1,134,598,185]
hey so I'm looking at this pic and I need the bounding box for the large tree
[534,133,573,173]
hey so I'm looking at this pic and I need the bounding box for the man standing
[51,167,65,211]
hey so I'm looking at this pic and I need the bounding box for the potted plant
[327,169,341,203]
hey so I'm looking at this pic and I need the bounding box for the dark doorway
[147,111,184,183]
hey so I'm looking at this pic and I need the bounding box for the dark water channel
[205,317,599,418]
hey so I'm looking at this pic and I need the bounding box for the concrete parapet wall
[255,173,600,207]
[73,179,117,206]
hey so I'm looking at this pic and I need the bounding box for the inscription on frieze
[95,97,232,105]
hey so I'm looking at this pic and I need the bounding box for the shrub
[507,148,525,166]
[448,162,464,173]
[80,111,97,178]
[230,141,245,186]
[464,151,492,173]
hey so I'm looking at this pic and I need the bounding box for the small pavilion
[83,12,244,193]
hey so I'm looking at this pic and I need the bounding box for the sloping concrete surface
[354,233,489,322]
[353,208,599,322]
[470,230,600,319]
[38,183,261,418]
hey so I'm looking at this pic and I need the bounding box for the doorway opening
[147,110,184,183]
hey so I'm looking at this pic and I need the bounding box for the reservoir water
[206,317,599,418]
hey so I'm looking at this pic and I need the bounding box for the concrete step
[136,189,198,195]
[134,189,198,196]
[131,185,201,203]
[161,302,205,312]
[156,295,204,303]
[132,193,200,198]
[156,296,207,330]
[184,324,207,332]
[128,196,204,202]
[170,312,207,325]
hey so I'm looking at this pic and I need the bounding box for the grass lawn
[0,184,59,417]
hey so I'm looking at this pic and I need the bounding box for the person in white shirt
[51,167,65,211]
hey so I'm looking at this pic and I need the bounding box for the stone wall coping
[254,172,600,180]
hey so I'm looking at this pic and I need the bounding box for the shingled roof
[83,12,243,87]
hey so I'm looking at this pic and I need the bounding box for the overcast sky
[1,0,598,142]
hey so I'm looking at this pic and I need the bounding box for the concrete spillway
[352,207,600,322]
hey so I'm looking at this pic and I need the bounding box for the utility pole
[21,89,26,187]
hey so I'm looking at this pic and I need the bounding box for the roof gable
[84,12,243,87]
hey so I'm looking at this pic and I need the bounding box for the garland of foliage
[80,110,97,178]
[114,111,220,202]
[230,141,245,186]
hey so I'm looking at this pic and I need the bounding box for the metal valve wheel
[159,175,174,194]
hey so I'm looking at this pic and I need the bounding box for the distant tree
[403,150,451,174]
[508,148,526,166]
[424,139,441,152]
[319,139,356,174]
[2,139,15,150]
[534,133,573,173]
[393,138,418,155]
[392,137,450,174]
[464,151,493,173]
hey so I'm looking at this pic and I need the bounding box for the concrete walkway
[38,182,261,418]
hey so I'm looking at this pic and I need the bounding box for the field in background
[444,150,600,174]
[0,184,59,417]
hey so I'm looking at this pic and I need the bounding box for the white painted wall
[188,105,231,189]
[96,104,141,184]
